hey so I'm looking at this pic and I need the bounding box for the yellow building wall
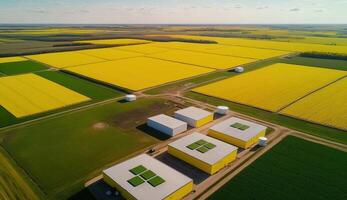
[195,114,214,127]
[208,129,266,149]
[103,172,136,200]
[168,145,236,175]
[210,150,237,174]
[164,181,193,200]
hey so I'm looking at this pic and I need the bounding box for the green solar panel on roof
[148,176,165,187]
[187,142,200,150]
[204,143,216,149]
[197,146,209,153]
[196,139,208,145]
[239,125,250,130]
[127,176,145,187]
[231,122,243,129]
[130,165,147,175]
[140,170,156,180]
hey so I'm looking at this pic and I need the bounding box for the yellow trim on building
[164,181,193,200]
[168,145,236,175]
[208,129,266,149]
[195,114,213,127]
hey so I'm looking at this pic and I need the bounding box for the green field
[208,136,347,200]
[0,147,44,200]
[283,56,347,71]
[0,71,122,128]
[0,61,47,75]
[0,98,176,200]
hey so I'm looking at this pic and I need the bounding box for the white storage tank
[125,94,136,102]
[216,106,229,115]
[234,66,244,73]
[258,137,268,147]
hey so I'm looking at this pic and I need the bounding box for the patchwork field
[208,136,347,200]
[193,63,347,111]
[67,57,213,91]
[115,43,170,54]
[0,56,27,64]
[1,98,174,199]
[77,48,142,61]
[0,74,90,118]
[149,49,256,69]
[170,35,347,54]
[281,77,347,130]
[77,38,150,45]
[154,42,289,59]
[26,51,106,68]
[0,60,47,75]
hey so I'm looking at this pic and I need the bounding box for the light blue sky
[0,0,346,24]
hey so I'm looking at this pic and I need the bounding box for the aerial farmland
[0,5,347,200]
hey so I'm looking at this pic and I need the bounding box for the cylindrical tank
[234,66,244,73]
[258,137,268,147]
[125,94,136,102]
[216,106,229,115]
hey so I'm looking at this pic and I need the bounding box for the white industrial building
[147,114,187,136]
[208,117,267,149]
[168,132,238,174]
[174,106,213,127]
[103,154,193,200]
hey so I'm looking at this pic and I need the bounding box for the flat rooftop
[175,106,212,120]
[169,132,238,165]
[210,117,267,141]
[103,154,192,200]
[148,114,187,129]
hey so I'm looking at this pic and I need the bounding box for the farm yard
[193,63,347,112]
[208,136,347,200]
[0,24,346,200]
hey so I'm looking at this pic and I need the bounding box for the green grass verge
[208,136,347,200]
[282,56,347,71]
[0,71,123,128]
[186,92,347,144]
[0,98,174,200]
[0,147,44,200]
[0,61,47,75]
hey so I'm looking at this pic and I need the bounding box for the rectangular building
[147,114,187,136]
[208,117,267,149]
[174,107,213,127]
[103,154,193,200]
[168,132,238,175]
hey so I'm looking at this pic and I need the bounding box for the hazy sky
[1,0,347,24]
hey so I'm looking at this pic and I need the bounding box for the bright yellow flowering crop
[0,74,90,118]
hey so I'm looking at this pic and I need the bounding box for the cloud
[25,8,48,14]
[257,6,269,10]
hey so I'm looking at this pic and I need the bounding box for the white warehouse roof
[148,114,187,129]
[169,132,238,165]
[174,106,212,120]
[103,154,192,200]
[210,117,267,141]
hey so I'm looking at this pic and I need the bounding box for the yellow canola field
[77,39,150,45]
[0,74,90,118]
[149,49,256,69]
[193,63,347,112]
[77,48,142,61]
[169,35,347,54]
[201,45,290,59]
[115,43,169,54]
[67,57,214,91]
[153,42,289,59]
[26,51,106,68]
[0,57,27,64]
[281,77,347,130]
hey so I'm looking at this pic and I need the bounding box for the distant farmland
[208,136,347,200]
